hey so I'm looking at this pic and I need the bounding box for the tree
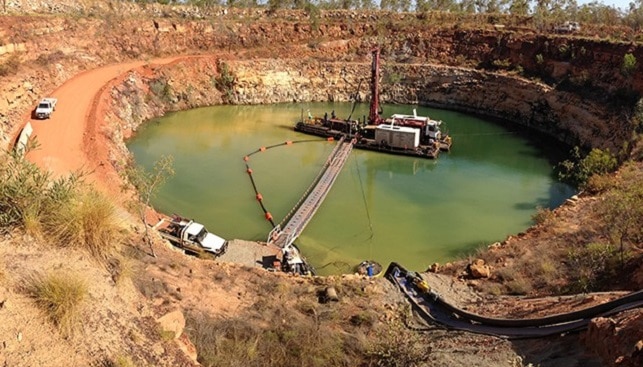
[458,0,477,13]
[509,0,530,15]
[599,182,643,267]
[417,0,457,12]
[475,0,510,14]
[624,0,643,30]
[123,155,174,257]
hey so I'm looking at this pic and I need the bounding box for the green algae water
[127,103,575,275]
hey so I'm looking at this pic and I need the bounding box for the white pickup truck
[35,98,57,119]
[153,215,228,256]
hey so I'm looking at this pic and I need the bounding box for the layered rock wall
[106,57,624,159]
[1,9,641,157]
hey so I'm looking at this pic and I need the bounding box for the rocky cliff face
[106,56,629,156]
[1,5,641,156]
[584,311,643,367]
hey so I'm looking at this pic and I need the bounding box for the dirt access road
[23,57,183,192]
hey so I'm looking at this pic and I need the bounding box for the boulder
[469,259,491,279]
[427,262,440,273]
[156,309,185,340]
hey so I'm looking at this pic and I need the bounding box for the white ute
[154,215,228,256]
[35,98,57,119]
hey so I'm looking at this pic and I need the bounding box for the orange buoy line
[245,138,328,158]
[242,138,338,229]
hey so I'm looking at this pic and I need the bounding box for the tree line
[123,0,643,29]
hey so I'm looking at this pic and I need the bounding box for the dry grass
[505,277,532,295]
[21,205,43,237]
[0,53,20,76]
[113,355,136,367]
[531,206,554,225]
[365,321,432,367]
[26,271,88,338]
[186,312,356,367]
[43,189,124,261]
[0,259,5,284]
[108,255,137,285]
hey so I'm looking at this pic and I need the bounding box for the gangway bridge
[267,136,354,249]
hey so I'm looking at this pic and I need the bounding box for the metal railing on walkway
[268,136,354,248]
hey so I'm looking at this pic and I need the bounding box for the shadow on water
[443,241,491,259]
[276,123,298,131]
[513,196,552,211]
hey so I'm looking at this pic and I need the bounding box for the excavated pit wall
[1,8,640,157]
[107,57,622,171]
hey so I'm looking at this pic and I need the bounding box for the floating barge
[295,47,452,160]
[295,113,448,159]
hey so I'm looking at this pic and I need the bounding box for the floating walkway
[267,136,354,248]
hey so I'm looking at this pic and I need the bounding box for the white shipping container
[375,124,420,148]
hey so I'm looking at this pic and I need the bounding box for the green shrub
[0,150,123,260]
[558,44,570,59]
[26,271,87,337]
[622,53,637,76]
[535,53,544,65]
[213,60,237,103]
[558,147,618,187]
[567,243,620,292]
[598,183,643,263]
[0,150,80,232]
[149,77,173,103]
[384,69,403,84]
[492,58,512,69]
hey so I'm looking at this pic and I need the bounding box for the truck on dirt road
[35,98,57,119]
[153,215,228,256]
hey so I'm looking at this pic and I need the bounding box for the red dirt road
[24,57,181,192]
